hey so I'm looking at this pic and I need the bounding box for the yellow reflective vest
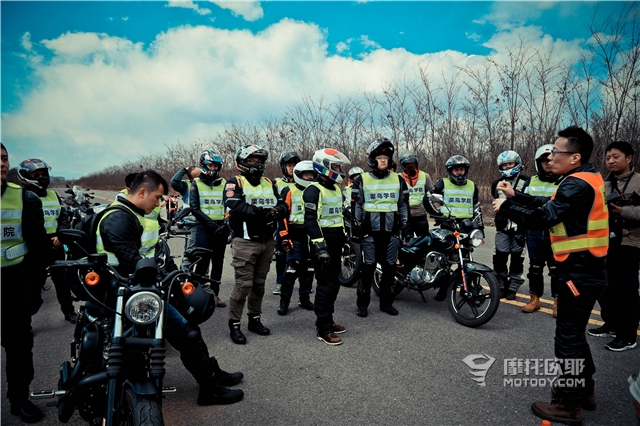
[1,183,28,267]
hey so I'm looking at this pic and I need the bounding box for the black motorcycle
[32,208,216,425]
[372,193,500,328]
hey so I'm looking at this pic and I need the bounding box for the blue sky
[0,1,631,178]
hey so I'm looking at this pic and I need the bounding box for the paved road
[2,190,637,425]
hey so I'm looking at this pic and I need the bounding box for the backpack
[79,204,135,255]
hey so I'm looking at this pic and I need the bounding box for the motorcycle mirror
[429,193,444,203]
[175,207,192,221]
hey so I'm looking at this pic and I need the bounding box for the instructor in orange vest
[493,126,608,426]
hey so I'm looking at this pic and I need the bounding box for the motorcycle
[372,193,500,328]
[162,194,180,222]
[32,208,216,425]
[338,205,362,286]
[62,185,103,229]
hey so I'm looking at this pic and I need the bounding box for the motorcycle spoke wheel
[447,270,500,328]
[339,242,361,287]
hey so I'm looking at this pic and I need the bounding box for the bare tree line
[76,5,639,219]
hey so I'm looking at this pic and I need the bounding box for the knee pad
[528,263,543,276]
[548,264,557,278]
[285,259,300,275]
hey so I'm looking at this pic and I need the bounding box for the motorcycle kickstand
[419,291,427,303]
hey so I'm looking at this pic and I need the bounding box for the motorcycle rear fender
[464,261,493,273]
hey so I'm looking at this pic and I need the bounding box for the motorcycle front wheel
[447,269,499,328]
[339,241,361,287]
[120,387,164,426]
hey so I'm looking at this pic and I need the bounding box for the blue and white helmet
[312,148,351,184]
[199,149,224,179]
[497,150,522,179]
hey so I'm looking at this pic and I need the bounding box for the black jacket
[99,198,143,276]
[500,163,607,283]
[491,173,529,232]
[224,175,286,242]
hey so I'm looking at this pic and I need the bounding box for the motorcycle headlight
[125,291,163,325]
[469,229,484,247]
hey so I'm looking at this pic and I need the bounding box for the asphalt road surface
[2,189,638,425]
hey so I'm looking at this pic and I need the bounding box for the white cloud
[2,18,589,176]
[466,32,481,42]
[21,32,33,51]
[472,19,486,25]
[336,41,349,54]
[122,17,129,21]
[359,35,381,50]
[210,1,263,21]
[167,1,212,16]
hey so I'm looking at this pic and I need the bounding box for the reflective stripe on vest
[287,186,305,225]
[525,176,558,197]
[196,178,226,220]
[361,172,400,212]
[549,172,609,262]
[307,182,343,228]
[96,200,159,266]
[442,179,475,218]
[41,189,61,234]
[238,176,277,208]
[276,177,296,192]
[402,171,427,206]
[1,183,27,267]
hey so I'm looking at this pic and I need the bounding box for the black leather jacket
[98,198,143,276]
[500,163,607,284]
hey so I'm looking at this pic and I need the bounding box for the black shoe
[228,320,246,344]
[247,315,270,335]
[356,306,368,317]
[381,305,399,315]
[277,297,290,316]
[215,370,244,386]
[198,383,244,406]
[10,400,43,423]
[298,295,314,310]
[587,326,616,338]
[64,311,78,324]
[605,339,637,352]
[505,291,517,300]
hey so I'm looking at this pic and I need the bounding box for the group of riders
[2,129,638,424]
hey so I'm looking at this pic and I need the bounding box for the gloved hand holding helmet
[497,150,522,179]
[312,148,351,184]
[18,158,52,190]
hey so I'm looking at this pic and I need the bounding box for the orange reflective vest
[549,172,609,262]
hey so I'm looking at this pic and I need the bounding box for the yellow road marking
[501,292,640,336]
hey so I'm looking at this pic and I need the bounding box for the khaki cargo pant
[228,237,275,322]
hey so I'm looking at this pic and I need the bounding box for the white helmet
[497,150,522,179]
[293,160,315,188]
[534,144,554,173]
[348,167,364,179]
[312,148,351,184]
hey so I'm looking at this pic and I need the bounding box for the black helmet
[199,149,224,180]
[399,151,419,170]
[279,151,301,178]
[366,138,394,170]
[445,155,470,186]
[236,144,268,177]
[170,275,217,325]
[18,158,51,190]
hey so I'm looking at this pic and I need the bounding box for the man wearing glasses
[493,126,608,426]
